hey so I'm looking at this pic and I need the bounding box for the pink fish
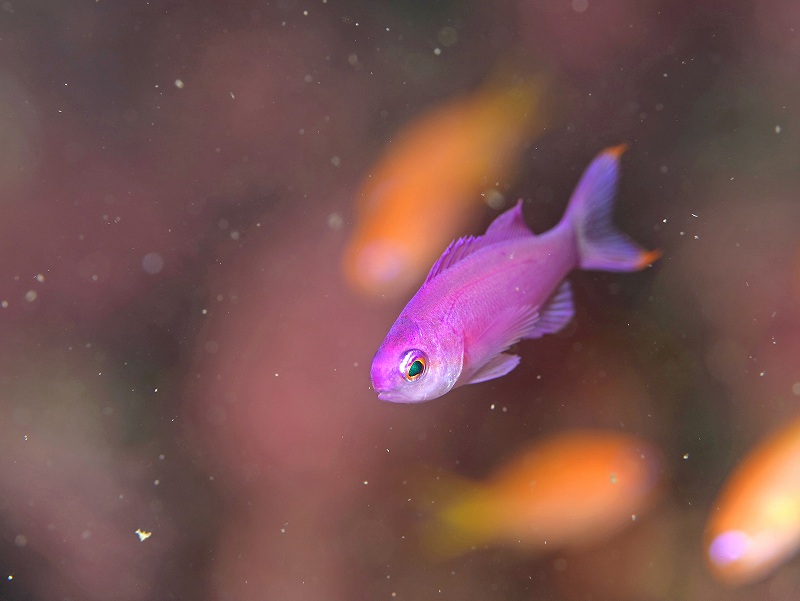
[370,146,659,402]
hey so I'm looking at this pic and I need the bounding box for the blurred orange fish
[420,430,663,558]
[343,76,550,298]
[705,415,800,586]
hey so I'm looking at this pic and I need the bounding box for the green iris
[400,349,427,382]
[408,359,424,378]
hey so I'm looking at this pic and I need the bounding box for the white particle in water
[174,79,184,89]
[572,0,588,12]
[142,252,164,274]
[328,213,343,230]
[483,188,505,210]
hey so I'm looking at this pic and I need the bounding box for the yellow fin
[409,467,500,560]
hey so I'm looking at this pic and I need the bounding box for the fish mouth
[376,390,409,403]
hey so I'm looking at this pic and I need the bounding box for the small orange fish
[421,430,663,558]
[343,76,549,298]
[705,416,800,586]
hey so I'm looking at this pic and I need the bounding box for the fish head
[370,316,463,403]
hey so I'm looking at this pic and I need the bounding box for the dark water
[1,1,798,599]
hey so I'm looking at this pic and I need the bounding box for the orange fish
[420,430,663,558]
[342,76,549,298]
[705,416,800,586]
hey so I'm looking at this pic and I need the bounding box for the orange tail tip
[637,248,663,269]
[568,145,658,273]
[606,143,629,158]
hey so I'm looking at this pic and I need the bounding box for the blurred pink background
[1,1,799,599]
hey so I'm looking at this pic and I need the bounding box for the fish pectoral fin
[475,304,542,359]
[475,283,574,359]
[467,288,574,384]
[465,353,521,384]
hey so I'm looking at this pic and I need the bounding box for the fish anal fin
[532,280,575,336]
[465,353,521,384]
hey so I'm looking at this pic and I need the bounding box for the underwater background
[1,1,799,599]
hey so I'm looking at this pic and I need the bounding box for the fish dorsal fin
[481,200,534,243]
[425,201,534,283]
[424,235,480,282]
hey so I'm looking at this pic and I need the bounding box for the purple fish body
[371,146,659,403]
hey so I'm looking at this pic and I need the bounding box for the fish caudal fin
[564,145,660,272]
[419,483,501,560]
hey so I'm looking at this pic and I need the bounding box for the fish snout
[370,361,395,399]
[371,362,412,403]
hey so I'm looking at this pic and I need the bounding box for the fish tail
[410,470,497,559]
[564,145,660,272]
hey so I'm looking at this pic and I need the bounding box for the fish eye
[399,349,427,382]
